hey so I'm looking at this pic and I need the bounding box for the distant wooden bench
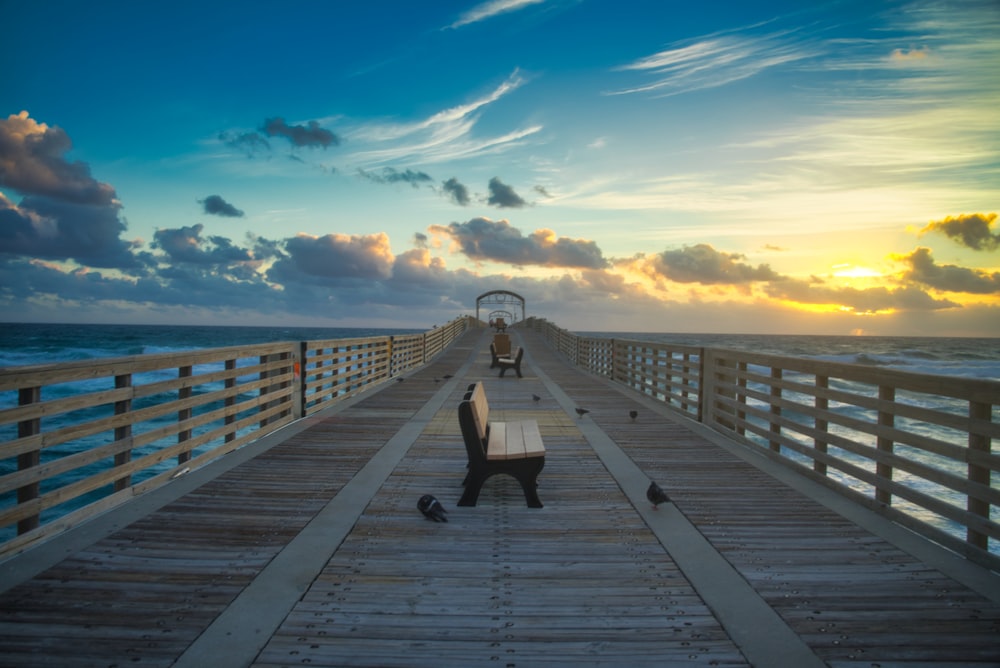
[489,333,511,368]
[457,382,544,507]
[496,347,524,378]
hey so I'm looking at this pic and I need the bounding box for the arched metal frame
[476,290,526,326]
[488,309,514,325]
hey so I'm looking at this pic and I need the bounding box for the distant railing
[0,316,475,556]
[525,317,1000,570]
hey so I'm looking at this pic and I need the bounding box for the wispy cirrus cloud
[609,26,819,97]
[346,70,541,166]
[447,0,546,29]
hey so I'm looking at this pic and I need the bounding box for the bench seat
[487,419,546,460]
[496,347,524,377]
[457,382,544,507]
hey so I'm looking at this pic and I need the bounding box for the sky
[1,0,998,336]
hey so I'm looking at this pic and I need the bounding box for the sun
[832,264,883,279]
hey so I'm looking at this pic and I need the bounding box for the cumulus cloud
[358,167,433,188]
[0,111,118,206]
[919,212,999,251]
[429,217,607,269]
[890,46,930,62]
[219,130,271,157]
[487,177,527,208]
[640,244,782,284]
[262,117,339,148]
[270,232,395,284]
[389,247,452,288]
[200,194,245,217]
[152,224,254,265]
[442,177,471,205]
[894,247,1000,294]
[0,113,140,269]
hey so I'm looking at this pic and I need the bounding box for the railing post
[178,365,193,464]
[388,336,396,378]
[113,373,133,492]
[702,349,736,431]
[968,400,991,550]
[876,385,895,506]
[224,358,237,442]
[294,342,305,419]
[696,348,706,423]
[814,375,829,476]
[681,352,692,414]
[259,354,272,428]
[769,367,782,452]
[736,361,747,437]
[17,386,41,535]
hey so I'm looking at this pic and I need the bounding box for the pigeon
[442,374,453,379]
[395,377,405,382]
[575,407,590,418]
[646,481,670,509]
[418,494,448,522]
[532,394,541,403]
[629,410,638,421]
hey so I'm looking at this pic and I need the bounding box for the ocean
[0,322,424,368]
[2,322,998,379]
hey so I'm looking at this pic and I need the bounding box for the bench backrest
[493,333,511,356]
[468,382,489,442]
[458,382,489,464]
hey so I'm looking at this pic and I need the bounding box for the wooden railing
[0,317,475,556]
[525,317,1000,570]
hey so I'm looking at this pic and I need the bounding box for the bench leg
[458,460,544,508]
[516,472,543,508]
[497,362,522,378]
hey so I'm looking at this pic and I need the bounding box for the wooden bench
[496,347,524,377]
[489,333,511,368]
[457,382,545,507]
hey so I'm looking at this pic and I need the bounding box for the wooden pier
[1,327,999,667]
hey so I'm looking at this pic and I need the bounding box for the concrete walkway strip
[172,352,478,668]
[524,345,827,668]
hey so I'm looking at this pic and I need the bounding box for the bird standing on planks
[418,494,448,522]
[646,481,669,509]
[575,407,590,418]
[629,410,638,421]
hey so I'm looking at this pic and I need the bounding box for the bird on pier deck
[418,495,448,522]
[532,394,541,403]
[575,407,590,418]
[646,481,669,509]
[629,410,638,421]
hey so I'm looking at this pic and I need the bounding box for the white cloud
[448,0,546,29]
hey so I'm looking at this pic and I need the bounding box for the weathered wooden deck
[1,327,998,667]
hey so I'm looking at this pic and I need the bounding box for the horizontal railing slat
[0,317,474,555]
[526,316,999,569]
